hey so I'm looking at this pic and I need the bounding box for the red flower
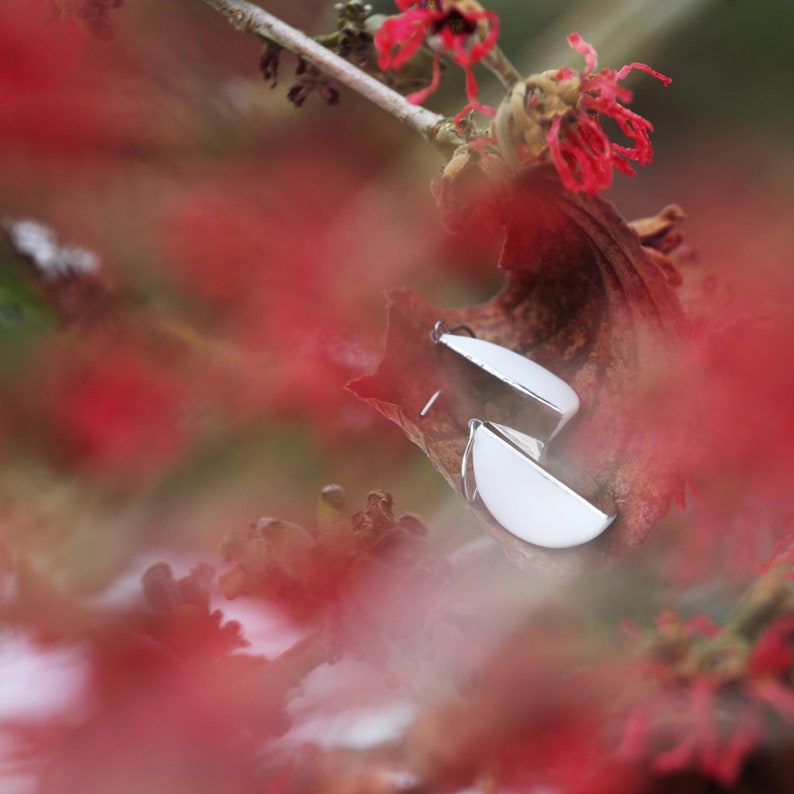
[618,605,794,786]
[497,33,670,195]
[375,0,499,118]
[550,34,671,194]
[47,345,188,479]
[0,0,85,102]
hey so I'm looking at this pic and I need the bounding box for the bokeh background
[1,0,793,790]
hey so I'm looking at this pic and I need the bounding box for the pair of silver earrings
[423,321,616,550]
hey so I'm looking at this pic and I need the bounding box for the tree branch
[198,0,457,146]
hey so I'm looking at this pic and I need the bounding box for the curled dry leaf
[350,166,692,575]
[629,203,687,288]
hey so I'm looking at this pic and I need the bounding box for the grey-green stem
[198,0,457,146]
[483,45,522,90]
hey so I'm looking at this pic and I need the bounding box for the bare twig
[482,45,522,90]
[198,0,460,147]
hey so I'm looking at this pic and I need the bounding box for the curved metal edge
[462,418,482,503]
[430,319,476,344]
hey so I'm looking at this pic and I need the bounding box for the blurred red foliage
[4,330,190,481]
[48,344,188,477]
[30,563,297,794]
[0,1,85,101]
[49,0,126,40]
[2,0,794,791]
[160,177,389,442]
[645,162,794,581]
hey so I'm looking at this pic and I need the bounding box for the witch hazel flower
[495,33,671,195]
[617,581,794,787]
[375,0,499,119]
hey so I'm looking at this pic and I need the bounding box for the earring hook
[461,419,482,503]
[429,320,476,345]
[422,321,478,416]
[419,389,442,417]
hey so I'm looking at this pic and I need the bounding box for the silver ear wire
[429,320,475,345]
[419,389,443,418]
[461,419,481,503]
[421,322,478,416]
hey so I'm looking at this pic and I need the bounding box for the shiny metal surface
[436,331,579,441]
[464,421,615,549]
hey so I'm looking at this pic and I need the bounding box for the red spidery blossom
[550,33,671,194]
[375,0,499,119]
[618,603,794,786]
[499,33,670,196]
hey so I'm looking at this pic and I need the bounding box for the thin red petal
[462,64,495,117]
[406,52,442,105]
[548,117,607,195]
[610,156,637,176]
[546,116,575,191]
[374,12,428,71]
[567,32,598,75]
[585,71,634,106]
[616,61,672,86]
[468,10,500,63]
[550,114,614,195]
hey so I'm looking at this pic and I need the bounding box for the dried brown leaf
[350,166,692,576]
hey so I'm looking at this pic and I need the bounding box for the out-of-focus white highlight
[0,632,90,721]
[3,219,98,280]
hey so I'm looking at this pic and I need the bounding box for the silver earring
[422,320,615,549]
[430,321,579,444]
[462,420,615,549]
[422,320,579,455]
